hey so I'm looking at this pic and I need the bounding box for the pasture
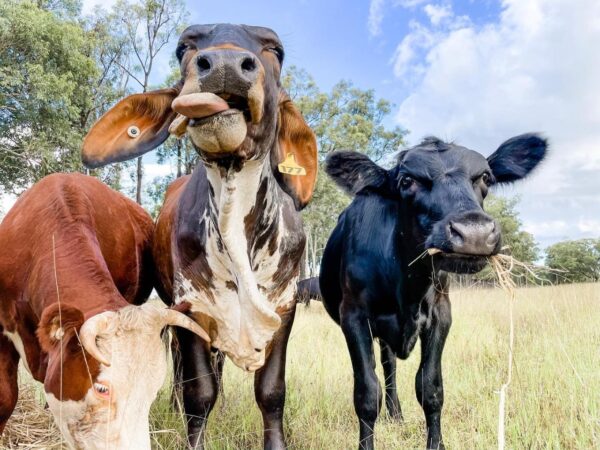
[2,283,599,449]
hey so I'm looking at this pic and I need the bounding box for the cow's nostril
[241,56,257,72]
[448,221,463,241]
[197,56,211,73]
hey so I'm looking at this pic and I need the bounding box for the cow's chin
[187,109,249,155]
[434,253,489,274]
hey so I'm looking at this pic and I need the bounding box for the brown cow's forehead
[178,23,283,53]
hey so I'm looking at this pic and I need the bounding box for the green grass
[3,284,600,449]
[149,283,600,449]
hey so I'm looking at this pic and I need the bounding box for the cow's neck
[205,157,281,324]
[393,215,440,304]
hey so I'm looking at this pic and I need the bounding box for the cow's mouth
[169,87,264,154]
[431,251,490,274]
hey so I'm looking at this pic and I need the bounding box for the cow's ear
[487,133,548,183]
[82,88,179,168]
[37,304,85,352]
[325,151,389,195]
[273,93,318,210]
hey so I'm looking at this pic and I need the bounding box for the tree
[0,0,98,193]
[145,174,174,218]
[282,66,406,161]
[153,61,198,179]
[485,195,539,263]
[468,194,541,285]
[112,0,187,204]
[282,67,407,275]
[545,239,600,284]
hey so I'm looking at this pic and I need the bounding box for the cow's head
[37,302,208,449]
[326,134,547,274]
[82,23,318,209]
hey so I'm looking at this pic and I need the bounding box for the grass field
[2,283,599,449]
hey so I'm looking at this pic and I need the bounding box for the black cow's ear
[487,133,548,183]
[325,151,389,195]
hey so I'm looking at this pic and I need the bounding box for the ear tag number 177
[278,153,306,176]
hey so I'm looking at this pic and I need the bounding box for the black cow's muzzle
[426,211,501,274]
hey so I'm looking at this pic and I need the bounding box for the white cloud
[391,21,437,77]
[368,0,387,36]
[368,0,429,37]
[81,0,117,15]
[394,0,428,7]
[577,219,600,235]
[0,193,17,221]
[423,3,452,26]
[145,163,175,179]
[391,0,600,247]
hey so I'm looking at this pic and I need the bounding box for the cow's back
[152,174,192,303]
[0,173,154,311]
[320,193,403,323]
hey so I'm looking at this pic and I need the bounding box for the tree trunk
[136,156,143,204]
[176,140,182,178]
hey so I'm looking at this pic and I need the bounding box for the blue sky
[149,0,503,114]
[69,0,600,250]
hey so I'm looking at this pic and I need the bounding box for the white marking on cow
[43,305,173,449]
[176,158,298,371]
[3,330,32,374]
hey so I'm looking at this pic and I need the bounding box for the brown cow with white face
[0,174,208,449]
[81,24,318,449]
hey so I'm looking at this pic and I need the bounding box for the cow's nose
[195,49,260,92]
[446,214,500,255]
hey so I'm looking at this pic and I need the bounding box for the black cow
[319,135,547,450]
[296,276,322,305]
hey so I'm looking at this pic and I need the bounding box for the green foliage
[472,195,540,285]
[0,0,98,193]
[545,238,600,283]
[485,195,539,264]
[112,0,187,92]
[282,66,406,161]
[145,174,174,218]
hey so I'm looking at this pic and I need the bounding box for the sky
[18,0,598,250]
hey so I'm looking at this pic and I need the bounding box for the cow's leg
[415,297,451,450]
[254,307,295,450]
[0,334,19,435]
[379,340,402,421]
[176,328,222,450]
[341,305,381,450]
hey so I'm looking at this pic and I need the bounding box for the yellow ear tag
[278,153,306,176]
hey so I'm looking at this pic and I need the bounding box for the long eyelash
[272,47,284,63]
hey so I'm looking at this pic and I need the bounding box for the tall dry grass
[2,283,599,449]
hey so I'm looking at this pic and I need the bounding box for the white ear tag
[127,125,141,139]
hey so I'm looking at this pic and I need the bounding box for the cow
[80,24,318,449]
[0,173,209,449]
[319,135,547,450]
[296,276,322,305]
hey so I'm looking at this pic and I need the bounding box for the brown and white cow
[81,24,318,449]
[0,173,209,449]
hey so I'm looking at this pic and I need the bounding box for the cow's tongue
[171,93,230,119]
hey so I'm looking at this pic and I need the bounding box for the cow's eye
[481,172,491,186]
[400,176,415,190]
[268,47,284,63]
[176,43,188,61]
